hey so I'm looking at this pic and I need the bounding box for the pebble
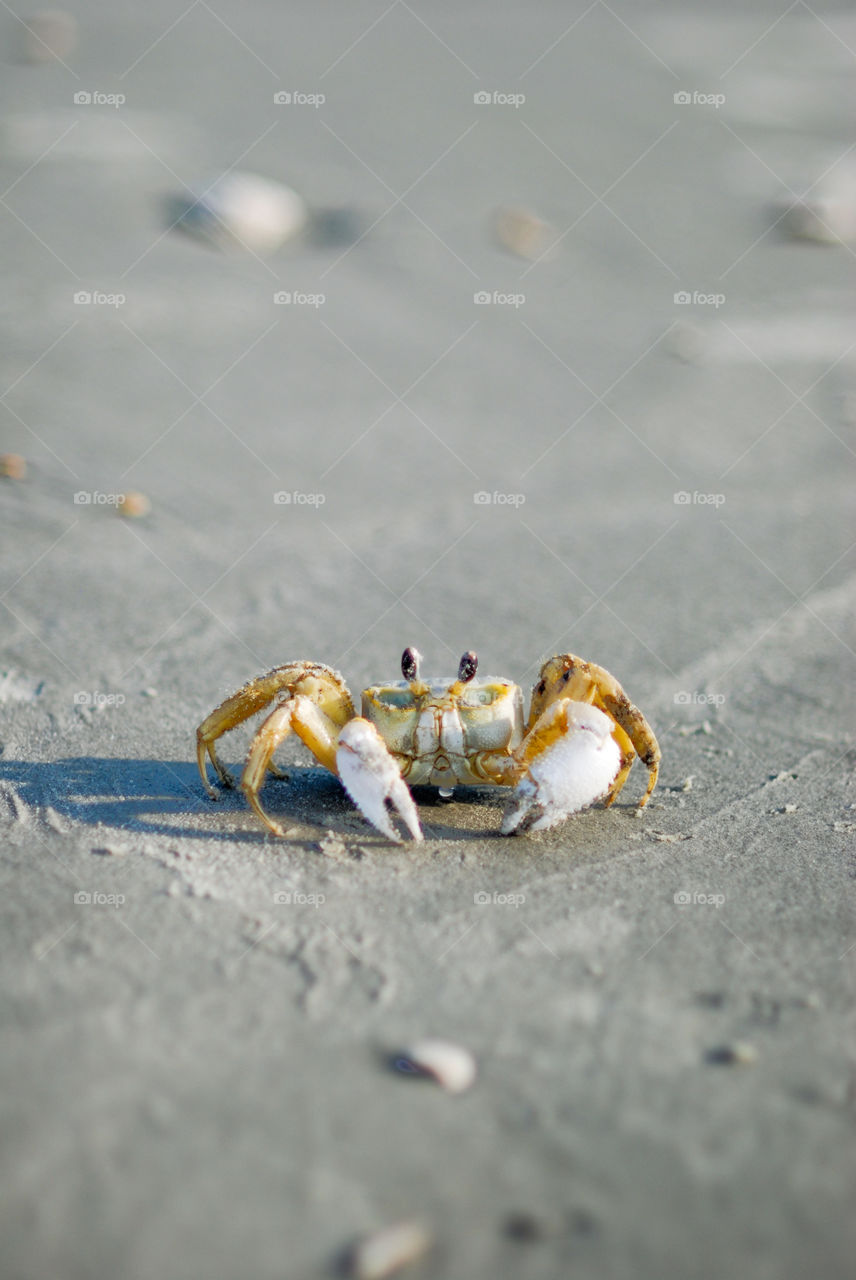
[0,453,27,480]
[118,491,151,519]
[394,1038,477,1093]
[349,1221,432,1279]
[176,171,307,253]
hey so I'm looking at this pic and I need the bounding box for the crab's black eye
[401,647,422,682]
[536,681,546,695]
[562,671,571,683]
[458,651,478,683]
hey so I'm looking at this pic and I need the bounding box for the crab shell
[361,676,524,788]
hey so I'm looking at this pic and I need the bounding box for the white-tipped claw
[501,701,621,835]
[337,718,423,843]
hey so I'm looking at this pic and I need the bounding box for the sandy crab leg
[336,718,423,844]
[196,662,353,797]
[501,700,622,835]
[241,696,342,837]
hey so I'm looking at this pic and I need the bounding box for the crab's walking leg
[336,719,423,844]
[196,663,353,797]
[242,697,342,837]
[501,700,622,835]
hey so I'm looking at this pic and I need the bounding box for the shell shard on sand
[349,1220,432,1279]
[174,171,307,252]
[395,1038,477,1093]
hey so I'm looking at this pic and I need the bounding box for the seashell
[173,171,307,253]
[493,206,556,260]
[349,1221,432,1280]
[705,1042,758,1066]
[118,491,151,518]
[394,1038,477,1093]
[0,453,27,480]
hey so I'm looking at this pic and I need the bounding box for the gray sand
[1,3,854,1277]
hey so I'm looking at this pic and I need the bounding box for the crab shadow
[0,757,512,845]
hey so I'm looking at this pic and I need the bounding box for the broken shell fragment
[118,491,151,518]
[349,1221,432,1280]
[394,1038,477,1093]
[173,171,307,253]
[493,205,556,260]
[0,453,27,480]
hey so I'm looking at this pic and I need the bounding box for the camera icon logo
[273,890,291,905]
[74,91,92,105]
[673,91,691,105]
[273,91,291,104]
[673,291,691,305]
[74,691,91,705]
[73,491,92,504]
[473,491,492,505]
[273,291,291,304]
[74,291,92,305]
[473,291,491,304]
[74,891,92,904]
[473,891,491,905]
[273,492,291,504]
[674,890,692,904]
[673,491,691,505]
[473,91,491,105]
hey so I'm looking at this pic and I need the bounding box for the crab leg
[501,700,622,835]
[241,696,342,837]
[196,662,353,797]
[336,719,423,844]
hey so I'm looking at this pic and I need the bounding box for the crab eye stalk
[401,646,423,683]
[458,651,478,683]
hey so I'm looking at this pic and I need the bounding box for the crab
[195,648,660,842]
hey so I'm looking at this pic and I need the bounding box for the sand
[1,2,854,1277]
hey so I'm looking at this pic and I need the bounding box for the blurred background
[1,3,854,1278]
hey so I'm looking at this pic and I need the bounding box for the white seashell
[396,1038,477,1093]
[176,171,307,252]
[350,1221,432,1279]
[493,205,556,260]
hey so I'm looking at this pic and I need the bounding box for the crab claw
[501,701,621,835]
[337,718,423,844]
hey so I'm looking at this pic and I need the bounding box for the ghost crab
[196,648,660,842]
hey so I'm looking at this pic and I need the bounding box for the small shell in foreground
[175,171,307,252]
[394,1038,477,1093]
[349,1221,432,1280]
